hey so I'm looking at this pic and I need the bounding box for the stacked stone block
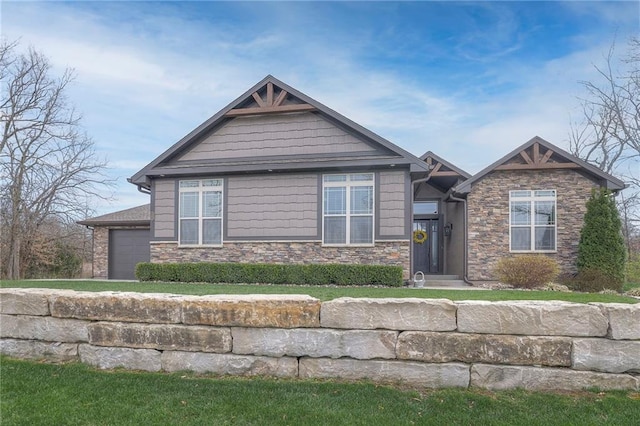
[1,288,638,391]
[150,240,411,279]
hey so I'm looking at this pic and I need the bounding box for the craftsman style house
[80,75,625,281]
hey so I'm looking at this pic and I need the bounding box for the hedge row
[135,262,403,287]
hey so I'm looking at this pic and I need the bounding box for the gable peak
[225,78,316,117]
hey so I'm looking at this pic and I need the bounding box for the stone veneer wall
[467,169,598,281]
[92,227,109,279]
[1,288,638,391]
[151,241,411,279]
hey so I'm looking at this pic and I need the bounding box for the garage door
[108,229,151,280]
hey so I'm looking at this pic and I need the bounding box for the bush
[135,262,403,287]
[577,189,626,287]
[494,255,559,289]
[564,268,623,293]
[626,253,640,285]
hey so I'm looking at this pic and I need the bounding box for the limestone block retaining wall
[1,288,638,391]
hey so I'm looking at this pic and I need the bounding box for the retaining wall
[1,288,638,391]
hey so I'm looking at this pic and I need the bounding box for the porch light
[444,222,453,236]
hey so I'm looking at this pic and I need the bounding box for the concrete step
[424,275,460,281]
[421,280,468,287]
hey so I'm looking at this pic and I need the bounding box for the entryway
[412,218,441,274]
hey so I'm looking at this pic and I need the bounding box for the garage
[78,204,151,280]
[108,229,150,280]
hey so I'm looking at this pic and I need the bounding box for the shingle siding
[176,113,377,161]
[378,171,406,237]
[227,174,318,238]
[153,179,175,239]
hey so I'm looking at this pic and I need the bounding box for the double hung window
[509,190,556,251]
[323,173,374,245]
[179,179,223,245]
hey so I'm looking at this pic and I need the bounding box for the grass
[1,280,637,303]
[624,281,640,292]
[1,358,639,425]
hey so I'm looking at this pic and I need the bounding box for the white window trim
[509,189,557,253]
[178,179,224,247]
[322,173,375,246]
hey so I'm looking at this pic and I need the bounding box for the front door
[413,219,440,274]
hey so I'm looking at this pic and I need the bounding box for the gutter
[136,184,151,195]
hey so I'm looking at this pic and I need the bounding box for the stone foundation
[151,240,411,279]
[2,288,638,391]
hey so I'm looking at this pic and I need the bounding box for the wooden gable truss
[495,141,581,171]
[225,82,316,117]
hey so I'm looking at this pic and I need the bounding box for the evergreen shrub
[564,268,623,293]
[576,189,626,288]
[135,262,403,286]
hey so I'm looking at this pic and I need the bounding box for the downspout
[446,192,473,285]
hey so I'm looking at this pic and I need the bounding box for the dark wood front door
[413,219,440,274]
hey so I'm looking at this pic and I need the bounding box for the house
[80,75,625,282]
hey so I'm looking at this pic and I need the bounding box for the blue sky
[2,1,638,215]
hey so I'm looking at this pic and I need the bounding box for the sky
[2,1,639,216]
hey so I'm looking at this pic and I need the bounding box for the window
[179,179,223,245]
[414,201,438,215]
[509,190,556,252]
[323,173,374,245]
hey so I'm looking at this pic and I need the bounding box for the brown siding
[227,174,318,238]
[176,113,377,161]
[153,179,175,239]
[466,169,598,281]
[378,171,406,237]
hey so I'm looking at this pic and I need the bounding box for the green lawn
[1,358,639,425]
[1,280,637,303]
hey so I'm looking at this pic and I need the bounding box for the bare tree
[0,40,112,279]
[570,37,640,252]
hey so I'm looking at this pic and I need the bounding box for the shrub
[577,189,626,287]
[564,268,623,293]
[494,255,559,289]
[626,253,640,285]
[135,262,403,287]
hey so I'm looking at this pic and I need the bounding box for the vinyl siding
[227,174,318,238]
[177,113,377,161]
[378,171,406,236]
[153,179,175,239]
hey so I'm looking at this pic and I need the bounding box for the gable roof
[77,204,150,227]
[454,136,626,194]
[419,151,471,179]
[130,75,429,188]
